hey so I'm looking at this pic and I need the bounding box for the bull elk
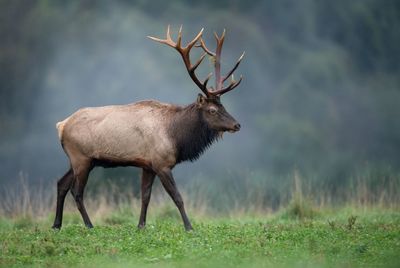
[52,26,244,231]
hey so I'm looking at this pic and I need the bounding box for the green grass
[0,209,399,267]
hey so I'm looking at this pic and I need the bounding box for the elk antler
[148,26,244,98]
[148,25,211,97]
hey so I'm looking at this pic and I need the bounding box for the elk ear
[196,93,207,106]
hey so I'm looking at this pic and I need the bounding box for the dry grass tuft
[0,169,398,222]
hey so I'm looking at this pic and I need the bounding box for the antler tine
[214,29,226,43]
[147,25,176,48]
[203,72,213,88]
[214,29,225,91]
[222,51,245,83]
[166,25,172,41]
[187,28,203,49]
[191,52,207,72]
[195,38,216,56]
[211,75,243,96]
[176,25,183,47]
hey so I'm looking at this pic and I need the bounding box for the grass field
[1,207,399,267]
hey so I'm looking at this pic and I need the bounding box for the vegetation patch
[1,209,399,267]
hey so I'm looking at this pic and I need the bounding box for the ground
[0,208,399,267]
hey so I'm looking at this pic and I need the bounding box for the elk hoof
[185,225,194,232]
[52,225,61,230]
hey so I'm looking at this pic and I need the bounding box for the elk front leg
[138,168,156,229]
[157,168,193,231]
[52,168,74,229]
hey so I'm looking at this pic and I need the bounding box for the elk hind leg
[70,160,93,228]
[52,168,74,229]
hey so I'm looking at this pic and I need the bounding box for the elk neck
[168,103,219,163]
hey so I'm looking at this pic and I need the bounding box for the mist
[1,0,400,201]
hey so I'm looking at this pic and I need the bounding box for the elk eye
[209,107,217,114]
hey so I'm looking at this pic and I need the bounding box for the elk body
[52,26,244,231]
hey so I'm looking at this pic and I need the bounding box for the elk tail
[56,119,67,140]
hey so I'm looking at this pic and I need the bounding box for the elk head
[148,25,244,133]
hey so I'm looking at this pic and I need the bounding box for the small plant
[347,215,357,230]
[328,220,336,230]
[284,196,317,219]
[282,170,317,219]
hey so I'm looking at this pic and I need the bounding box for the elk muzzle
[233,123,241,131]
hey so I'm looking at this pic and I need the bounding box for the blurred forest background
[0,0,399,213]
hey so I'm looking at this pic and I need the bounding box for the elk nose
[234,123,241,131]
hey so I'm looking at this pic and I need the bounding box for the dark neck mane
[169,103,219,163]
